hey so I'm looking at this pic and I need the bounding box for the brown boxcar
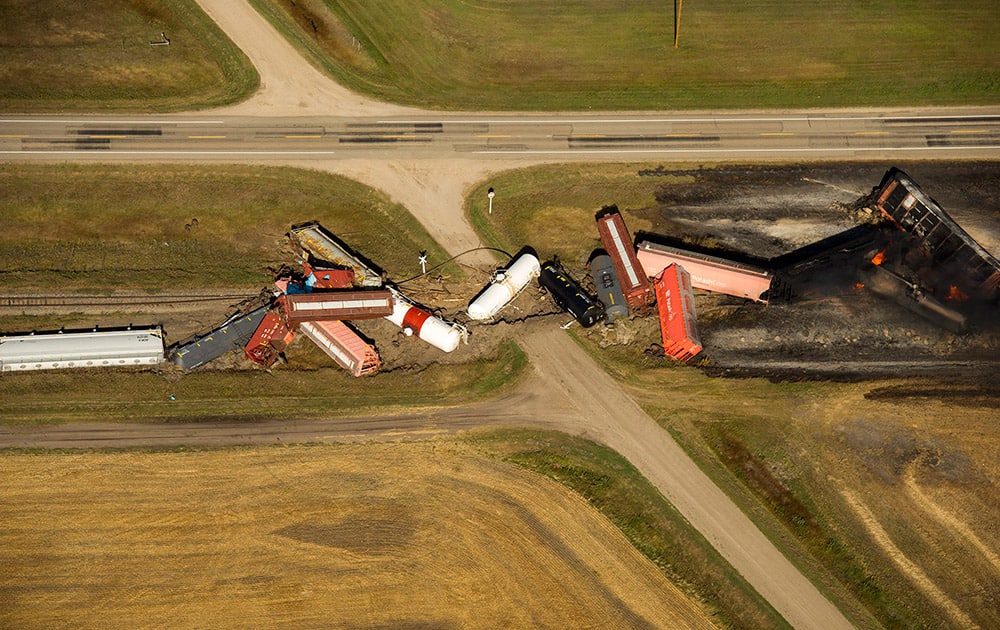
[595,207,654,310]
[281,290,394,326]
[653,264,702,363]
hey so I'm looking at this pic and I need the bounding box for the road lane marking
[188,135,226,139]
[285,134,323,139]
[0,134,26,138]
[474,145,1000,155]
[759,132,795,136]
[854,131,890,136]
[476,134,512,138]
[950,129,986,134]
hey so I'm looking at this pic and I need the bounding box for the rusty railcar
[595,206,654,310]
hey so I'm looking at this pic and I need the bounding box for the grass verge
[0,339,526,425]
[470,427,789,630]
[0,0,258,112]
[249,0,998,110]
[0,163,456,293]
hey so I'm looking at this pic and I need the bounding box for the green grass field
[0,163,454,292]
[251,0,999,110]
[0,0,258,112]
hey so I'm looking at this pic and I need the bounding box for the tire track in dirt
[837,481,974,627]
[903,461,1000,574]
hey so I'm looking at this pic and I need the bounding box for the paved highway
[2,111,999,161]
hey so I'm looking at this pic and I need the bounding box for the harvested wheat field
[0,442,715,629]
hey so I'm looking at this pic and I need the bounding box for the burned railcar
[874,168,1000,302]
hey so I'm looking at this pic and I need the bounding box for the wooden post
[674,0,683,49]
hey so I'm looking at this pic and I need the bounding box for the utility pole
[674,0,683,49]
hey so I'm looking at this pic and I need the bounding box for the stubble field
[0,442,715,629]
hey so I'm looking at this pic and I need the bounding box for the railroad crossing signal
[419,250,428,274]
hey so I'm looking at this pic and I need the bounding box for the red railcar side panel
[596,211,654,310]
[653,264,702,363]
[637,241,771,303]
[245,310,295,368]
[303,263,355,289]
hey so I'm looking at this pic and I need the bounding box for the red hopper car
[653,264,702,362]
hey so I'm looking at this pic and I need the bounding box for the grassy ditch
[0,163,455,293]
[0,0,258,112]
[250,0,998,110]
[470,428,788,630]
[0,339,526,425]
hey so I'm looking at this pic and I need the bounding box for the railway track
[0,294,252,308]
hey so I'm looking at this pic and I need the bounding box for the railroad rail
[0,294,250,308]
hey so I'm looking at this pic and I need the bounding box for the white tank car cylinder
[467,252,541,320]
[386,290,463,353]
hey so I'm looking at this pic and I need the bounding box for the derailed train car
[637,240,772,303]
[289,222,384,288]
[538,261,605,328]
[170,305,269,370]
[1,326,165,372]
[589,254,629,323]
[595,206,654,310]
[653,264,702,362]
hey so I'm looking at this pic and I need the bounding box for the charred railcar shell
[589,254,630,323]
[538,261,605,328]
[874,168,1000,302]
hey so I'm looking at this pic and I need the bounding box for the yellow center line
[950,129,986,134]
[0,134,26,138]
[760,132,795,136]
[477,134,513,138]
[86,135,120,139]
[188,135,226,139]
[855,131,890,136]
[285,134,323,139]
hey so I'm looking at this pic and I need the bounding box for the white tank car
[467,251,541,320]
[386,288,464,353]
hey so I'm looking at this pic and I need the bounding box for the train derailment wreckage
[2,169,997,374]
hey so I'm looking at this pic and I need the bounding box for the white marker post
[488,188,495,215]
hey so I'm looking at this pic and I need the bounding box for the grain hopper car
[298,320,381,377]
[289,222,383,288]
[636,240,772,303]
[280,290,395,326]
[874,168,1000,302]
[169,305,270,370]
[653,264,702,362]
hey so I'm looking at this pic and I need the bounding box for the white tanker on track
[467,250,541,321]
